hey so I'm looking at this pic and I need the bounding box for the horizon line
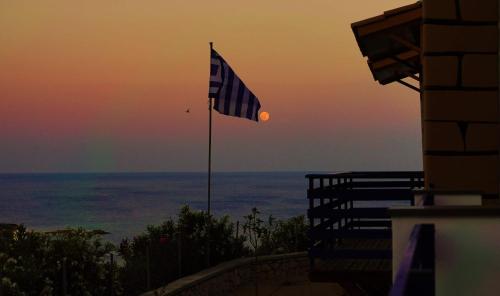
[0,170,333,175]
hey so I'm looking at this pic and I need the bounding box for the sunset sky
[0,0,422,173]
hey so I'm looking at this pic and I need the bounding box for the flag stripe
[210,64,218,76]
[246,93,255,120]
[229,78,240,116]
[216,61,229,111]
[240,89,250,118]
[234,81,245,117]
[253,101,260,121]
[223,69,235,114]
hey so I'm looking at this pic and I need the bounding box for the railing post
[319,178,325,229]
[336,177,342,230]
[308,177,315,267]
[328,178,334,233]
[328,177,333,203]
[306,171,425,273]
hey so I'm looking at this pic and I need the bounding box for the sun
[259,111,270,122]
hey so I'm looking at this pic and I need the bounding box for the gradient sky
[0,0,422,172]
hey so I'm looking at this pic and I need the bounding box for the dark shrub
[0,207,307,295]
[118,205,248,295]
[0,225,118,295]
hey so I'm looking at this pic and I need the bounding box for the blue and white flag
[209,48,261,122]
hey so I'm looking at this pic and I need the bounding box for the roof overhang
[352,2,422,88]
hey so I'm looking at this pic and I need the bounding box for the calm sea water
[0,172,309,243]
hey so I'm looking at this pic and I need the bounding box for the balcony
[306,171,424,293]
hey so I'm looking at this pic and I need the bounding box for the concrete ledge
[389,206,500,217]
[141,252,308,296]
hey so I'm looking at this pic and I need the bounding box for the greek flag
[209,48,261,122]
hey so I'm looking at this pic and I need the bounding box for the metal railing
[389,224,435,296]
[306,171,424,263]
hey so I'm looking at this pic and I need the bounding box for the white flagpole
[206,41,214,267]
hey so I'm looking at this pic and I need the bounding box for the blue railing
[389,224,435,296]
[306,171,424,263]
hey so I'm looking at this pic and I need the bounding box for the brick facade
[422,0,500,197]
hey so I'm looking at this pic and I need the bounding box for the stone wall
[422,0,500,198]
[141,252,309,296]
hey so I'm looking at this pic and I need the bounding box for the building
[307,1,500,295]
[353,0,499,201]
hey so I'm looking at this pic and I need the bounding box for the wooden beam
[389,34,421,53]
[391,56,420,72]
[405,73,420,82]
[397,80,421,93]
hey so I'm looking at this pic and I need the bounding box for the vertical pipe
[497,0,500,199]
[109,253,114,296]
[207,42,214,267]
[254,255,259,296]
[293,224,299,252]
[178,233,182,278]
[420,7,426,190]
[146,244,151,291]
[62,257,67,296]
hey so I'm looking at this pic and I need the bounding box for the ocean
[0,172,308,243]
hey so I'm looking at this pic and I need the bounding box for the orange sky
[0,0,423,172]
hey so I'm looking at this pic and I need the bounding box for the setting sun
[259,111,270,122]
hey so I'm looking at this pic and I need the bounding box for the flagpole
[206,41,213,268]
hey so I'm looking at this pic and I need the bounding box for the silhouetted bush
[0,207,308,295]
[118,205,248,295]
[243,208,308,256]
[260,214,308,255]
[0,226,119,295]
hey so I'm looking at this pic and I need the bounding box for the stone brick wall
[422,0,500,198]
[141,252,309,296]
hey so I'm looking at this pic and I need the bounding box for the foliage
[260,215,308,254]
[242,208,268,255]
[0,225,119,296]
[118,205,248,295]
[243,208,308,256]
[0,207,308,295]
